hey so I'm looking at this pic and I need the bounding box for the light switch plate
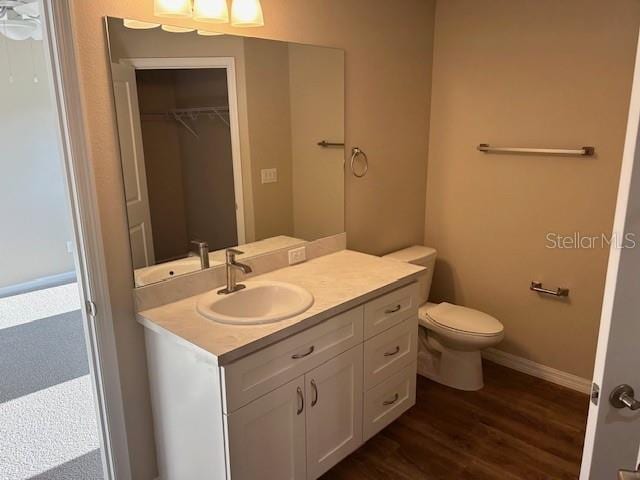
[261,168,278,184]
[288,246,306,265]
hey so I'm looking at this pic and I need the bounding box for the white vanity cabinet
[144,282,419,480]
[226,346,363,480]
[304,346,363,478]
[226,376,307,480]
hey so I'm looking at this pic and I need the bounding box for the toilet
[383,246,504,391]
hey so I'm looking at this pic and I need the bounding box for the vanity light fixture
[153,0,264,27]
[161,24,196,32]
[193,0,229,23]
[123,19,161,29]
[154,0,192,17]
[230,0,264,27]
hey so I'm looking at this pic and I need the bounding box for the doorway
[0,26,106,480]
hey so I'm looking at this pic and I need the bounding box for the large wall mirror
[105,17,345,287]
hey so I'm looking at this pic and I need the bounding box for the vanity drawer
[221,306,364,413]
[363,362,417,442]
[364,316,418,389]
[364,283,418,339]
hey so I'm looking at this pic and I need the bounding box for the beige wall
[244,37,294,240]
[289,43,345,240]
[425,0,640,379]
[71,2,435,478]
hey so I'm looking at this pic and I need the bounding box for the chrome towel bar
[478,144,595,156]
[530,281,570,297]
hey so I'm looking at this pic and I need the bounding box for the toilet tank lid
[383,245,437,264]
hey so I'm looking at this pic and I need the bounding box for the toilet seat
[419,302,503,337]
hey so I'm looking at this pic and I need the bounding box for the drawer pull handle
[297,387,304,415]
[292,345,315,359]
[385,304,401,314]
[311,380,318,406]
[383,393,399,406]
[384,346,401,357]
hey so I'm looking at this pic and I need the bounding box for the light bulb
[161,24,196,33]
[230,0,264,27]
[154,0,192,17]
[193,0,229,23]
[123,19,161,29]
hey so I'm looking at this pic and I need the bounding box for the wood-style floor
[322,361,589,480]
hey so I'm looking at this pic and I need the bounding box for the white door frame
[41,2,132,479]
[120,56,247,246]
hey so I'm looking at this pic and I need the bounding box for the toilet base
[417,327,485,391]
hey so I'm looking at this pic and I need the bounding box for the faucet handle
[191,240,209,248]
[226,248,244,260]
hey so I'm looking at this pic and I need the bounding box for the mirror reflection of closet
[137,68,238,263]
[106,16,345,287]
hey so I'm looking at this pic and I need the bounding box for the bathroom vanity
[105,15,422,479]
[137,250,423,479]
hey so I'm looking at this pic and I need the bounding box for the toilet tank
[382,246,437,305]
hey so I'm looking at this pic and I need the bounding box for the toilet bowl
[418,302,503,390]
[383,246,504,391]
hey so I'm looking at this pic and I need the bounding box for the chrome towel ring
[350,147,369,178]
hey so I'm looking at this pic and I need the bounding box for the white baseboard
[0,271,77,299]
[482,348,592,394]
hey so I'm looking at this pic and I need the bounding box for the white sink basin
[196,281,314,325]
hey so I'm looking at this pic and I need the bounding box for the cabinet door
[305,345,363,479]
[226,376,306,480]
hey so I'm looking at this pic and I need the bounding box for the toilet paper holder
[530,281,570,297]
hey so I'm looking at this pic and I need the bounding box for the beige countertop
[137,250,425,365]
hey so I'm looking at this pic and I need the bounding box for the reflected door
[111,62,155,268]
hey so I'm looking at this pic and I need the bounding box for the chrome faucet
[218,248,253,294]
[190,240,210,270]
